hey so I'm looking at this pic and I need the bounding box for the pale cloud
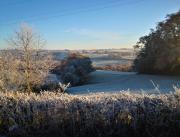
[65,28,121,40]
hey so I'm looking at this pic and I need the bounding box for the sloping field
[69,70,180,94]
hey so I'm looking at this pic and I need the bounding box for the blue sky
[0,0,180,49]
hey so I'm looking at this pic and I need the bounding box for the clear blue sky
[0,0,180,50]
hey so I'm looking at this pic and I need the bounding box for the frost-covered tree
[52,53,95,86]
[0,24,53,92]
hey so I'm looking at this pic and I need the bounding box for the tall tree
[134,10,180,75]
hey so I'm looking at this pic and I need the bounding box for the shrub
[134,10,180,75]
[0,89,180,137]
[52,53,95,86]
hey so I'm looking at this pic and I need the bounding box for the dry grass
[0,89,180,137]
[95,63,133,72]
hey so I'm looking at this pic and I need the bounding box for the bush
[52,53,95,86]
[134,10,180,75]
[0,90,180,137]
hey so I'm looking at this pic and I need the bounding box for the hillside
[69,70,180,94]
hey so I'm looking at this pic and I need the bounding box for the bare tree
[0,23,53,93]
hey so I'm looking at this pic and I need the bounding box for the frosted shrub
[52,53,95,86]
[0,90,180,137]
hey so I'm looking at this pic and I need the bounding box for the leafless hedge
[0,89,179,137]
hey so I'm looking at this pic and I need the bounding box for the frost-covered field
[82,49,134,67]
[49,49,180,95]
[50,49,134,67]
[69,70,180,94]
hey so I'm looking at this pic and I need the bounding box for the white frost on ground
[68,70,180,94]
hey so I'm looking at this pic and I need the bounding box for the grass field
[69,70,180,94]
